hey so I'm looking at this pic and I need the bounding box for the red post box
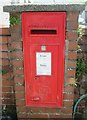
[22,12,66,108]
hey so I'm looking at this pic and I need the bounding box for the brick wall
[0,28,16,116]
[75,27,87,97]
[7,11,79,119]
[78,28,87,60]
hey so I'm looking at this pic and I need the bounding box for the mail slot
[22,12,66,108]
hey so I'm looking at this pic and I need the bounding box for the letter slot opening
[31,29,57,34]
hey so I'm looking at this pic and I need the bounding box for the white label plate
[36,52,51,75]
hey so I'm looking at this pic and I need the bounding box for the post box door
[27,44,60,107]
[22,12,66,107]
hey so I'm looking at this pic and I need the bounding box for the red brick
[7,36,11,44]
[64,86,74,92]
[63,101,73,107]
[0,50,1,55]
[0,36,8,43]
[11,34,22,42]
[79,44,86,51]
[14,76,24,85]
[0,37,2,43]
[0,44,8,51]
[11,41,22,50]
[49,114,63,118]
[66,31,78,41]
[8,52,13,59]
[60,115,72,119]
[28,107,42,113]
[15,92,25,99]
[68,52,77,59]
[0,92,2,97]
[13,68,24,75]
[67,69,76,77]
[17,113,27,118]
[2,59,9,66]
[66,78,75,86]
[49,114,72,119]
[61,108,72,114]
[2,73,10,80]
[67,60,76,68]
[43,108,61,113]
[27,114,49,118]
[64,93,74,100]
[1,52,8,59]
[0,74,2,80]
[10,24,21,34]
[12,60,23,67]
[2,86,12,92]
[17,106,27,113]
[10,24,22,42]
[68,41,77,50]
[2,98,15,105]
[15,85,25,91]
[77,53,84,59]
[16,100,25,105]
[2,80,14,86]
[0,98,2,105]
[0,89,2,98]
[7,51,11,57]
[2,92,14,98]
[0,81,2,87]
[0,59,2,65]
[67,12,79,21]
[0,28,10,35]
[66,21,78,30]
[2,65,10,71]
[12,51,23,58]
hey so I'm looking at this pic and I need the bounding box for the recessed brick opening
[2,7,84,119]
[6,11,79,119]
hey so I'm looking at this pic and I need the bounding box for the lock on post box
[22,12,66,108]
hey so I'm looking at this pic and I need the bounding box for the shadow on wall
[1,105,18,120]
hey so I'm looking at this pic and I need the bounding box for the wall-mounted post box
[22,12,66,108]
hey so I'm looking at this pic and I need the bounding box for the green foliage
[76,25,87,83]
[10,15,20,27]
[0,70,8,75]
[78,27,82,35]
[76,59,87,81]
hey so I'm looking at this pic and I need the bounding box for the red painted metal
[22,12,66,108]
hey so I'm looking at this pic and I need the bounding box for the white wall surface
[0,0,11,28]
